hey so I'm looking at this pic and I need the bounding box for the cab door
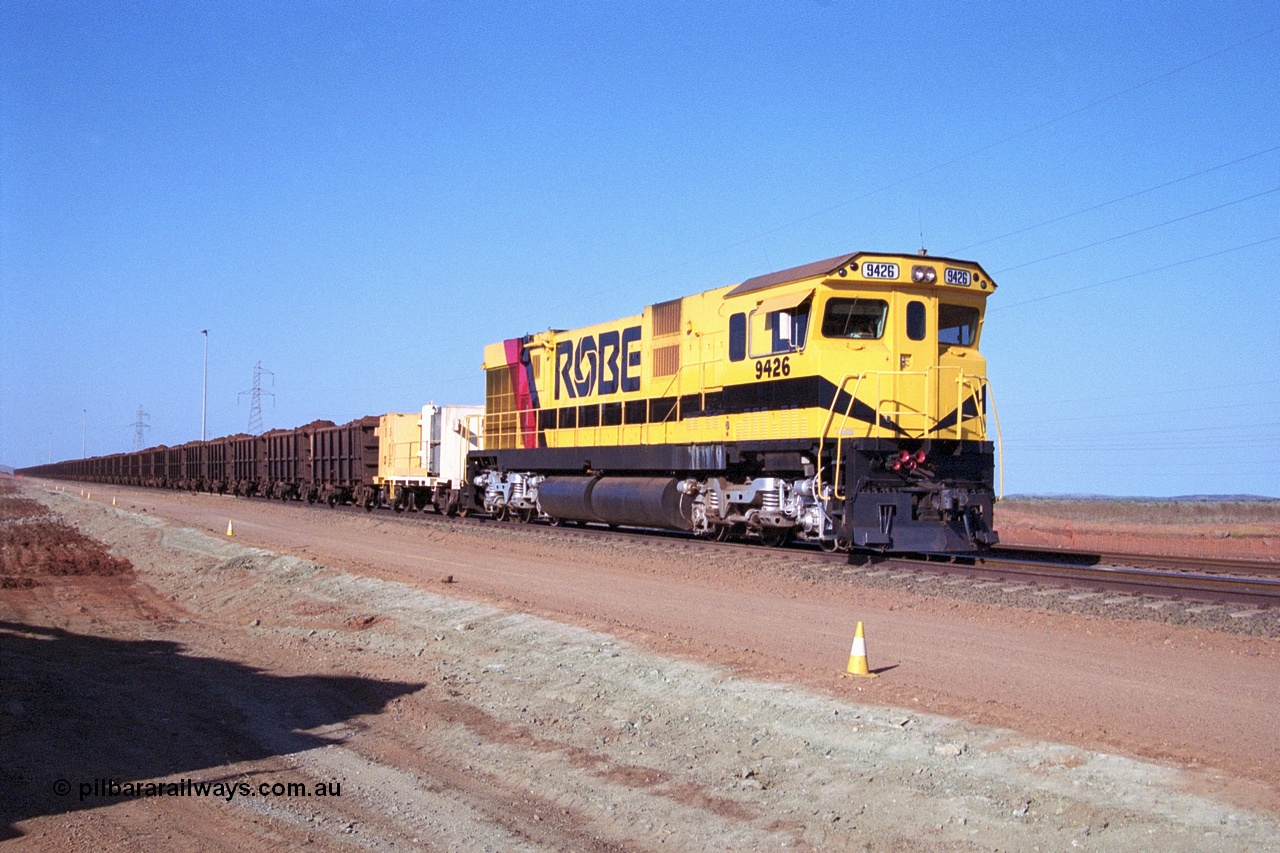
[892,292,938,437]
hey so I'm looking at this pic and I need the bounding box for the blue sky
[2,1,1277,496]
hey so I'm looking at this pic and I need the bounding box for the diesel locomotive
[470,250,1000,552]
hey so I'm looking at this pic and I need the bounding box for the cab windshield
[821,298,888,339]
[938,304,980,347]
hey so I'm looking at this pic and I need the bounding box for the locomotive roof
[726,253,857,297]
[724,251,992,298]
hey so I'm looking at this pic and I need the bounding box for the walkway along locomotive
[468,250,1001,552]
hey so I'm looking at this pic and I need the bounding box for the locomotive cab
[798,258,998,552]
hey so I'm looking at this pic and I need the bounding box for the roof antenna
[918,208,928,256]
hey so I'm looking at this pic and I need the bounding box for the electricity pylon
[131,405,150,451]
[238,362,275,435]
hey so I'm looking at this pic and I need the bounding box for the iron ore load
[22,405,482,515]
[22,250,1001,554]
[469,250,1000,552]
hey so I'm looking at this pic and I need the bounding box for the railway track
[58,481,1280,610]
[361,500,1280,608]
[903,550,1280,607]
[983,545,1280,578]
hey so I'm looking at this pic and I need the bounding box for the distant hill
[1005,494,1279,503]
[0,464,13,476]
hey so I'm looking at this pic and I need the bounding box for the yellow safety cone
[112,497,117,506]
[87,491,91,501]
[845,621,878,678]
[226,520,235,537]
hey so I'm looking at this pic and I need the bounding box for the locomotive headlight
[911,265,937,284]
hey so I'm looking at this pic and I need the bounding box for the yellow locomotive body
[473,251,999,552]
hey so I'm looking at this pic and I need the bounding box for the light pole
[82,409,87,458]
[201,329,209,442]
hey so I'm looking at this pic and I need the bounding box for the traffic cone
[226,520,235,537]
[845,621,878,678]
[112,497,117,506]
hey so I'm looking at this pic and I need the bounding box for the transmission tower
[131,405,151,451]
[238,361,275,435]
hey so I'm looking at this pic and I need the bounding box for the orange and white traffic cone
[845,621,878,678]
[226,520,235,537]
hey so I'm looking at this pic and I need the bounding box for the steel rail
[898,554,1280,607]
[983,545,1280,578]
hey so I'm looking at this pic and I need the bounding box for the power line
[951,144,1280,254]
[1002,400,1276,426]
[993,185,1280,274]
[629,25,1280,288]
[1011,421,1280,439]
[996,378,1279,410]
[988,234,1280,311]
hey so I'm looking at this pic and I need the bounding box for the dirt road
[3,481,1278,850]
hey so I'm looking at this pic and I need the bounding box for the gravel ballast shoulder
[2,485,1276,851]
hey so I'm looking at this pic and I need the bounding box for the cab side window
[769,303,810,353]
[729,313,746,362]
[906,301,926,341]
[740,301,812,360]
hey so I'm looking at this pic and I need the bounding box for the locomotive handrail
[818,369,992,500]
[985,383,1004,500]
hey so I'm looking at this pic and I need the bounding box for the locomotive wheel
[548,517,565,527]
[819,538,839,553]
[760,527,793,548]
[327,495,337,508]
[713,524,735,542]
[492,505,509,522]
[518,507,536,524]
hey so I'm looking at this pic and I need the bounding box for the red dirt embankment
[0,484,132,588]
[996,497,1280,560]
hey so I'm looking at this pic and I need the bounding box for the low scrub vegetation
[999,497,1280,526]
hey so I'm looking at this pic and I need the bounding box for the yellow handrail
[817,369,993,499]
